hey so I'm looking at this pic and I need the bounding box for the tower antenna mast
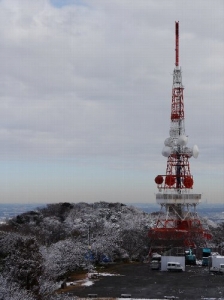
[175,21,179,67]
[149,21,212,250]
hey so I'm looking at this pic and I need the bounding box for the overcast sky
[0,0,223,204]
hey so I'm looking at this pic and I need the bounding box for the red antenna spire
[175,21,179,66]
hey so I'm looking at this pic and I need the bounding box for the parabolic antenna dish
[192,145,199,158]
[164,138,172,147]
[162,146,172,157]
[178,135,188,146]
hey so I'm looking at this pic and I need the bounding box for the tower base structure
[149,191,212,249]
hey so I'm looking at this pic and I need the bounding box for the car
[167,262,183,272]
[150,260,161,270]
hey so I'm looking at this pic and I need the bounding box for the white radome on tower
[178,135,188,146]
[192,145,199,158]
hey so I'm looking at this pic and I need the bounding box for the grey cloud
[0,0,223,174]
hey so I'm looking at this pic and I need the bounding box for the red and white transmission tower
[149,22,211,248]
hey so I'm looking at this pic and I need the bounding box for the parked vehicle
[202,248,211,266]
[210,263,224,274]
[167,262,183,272]
[208,256,224,274]
[150,260,160,270]
[185,249,196,265]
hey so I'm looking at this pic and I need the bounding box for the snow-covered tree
[0,275,35,300]
[3,235,42,292]
[41,238,86,280]
[210,221,224,249]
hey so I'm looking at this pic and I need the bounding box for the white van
[210,263,224,274]
[167,262,183,272]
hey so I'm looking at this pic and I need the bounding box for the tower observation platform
[156,192,201,205]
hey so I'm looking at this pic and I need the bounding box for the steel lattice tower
[149,22,211,249]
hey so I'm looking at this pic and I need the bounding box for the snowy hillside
[0,202,155,299]
[0,201,223,299]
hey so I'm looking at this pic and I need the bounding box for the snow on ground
[67,271,122,288]
[98,272,123,276]
[88,271,123,279]
[81,280,94,287]
[66,279,94,287]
